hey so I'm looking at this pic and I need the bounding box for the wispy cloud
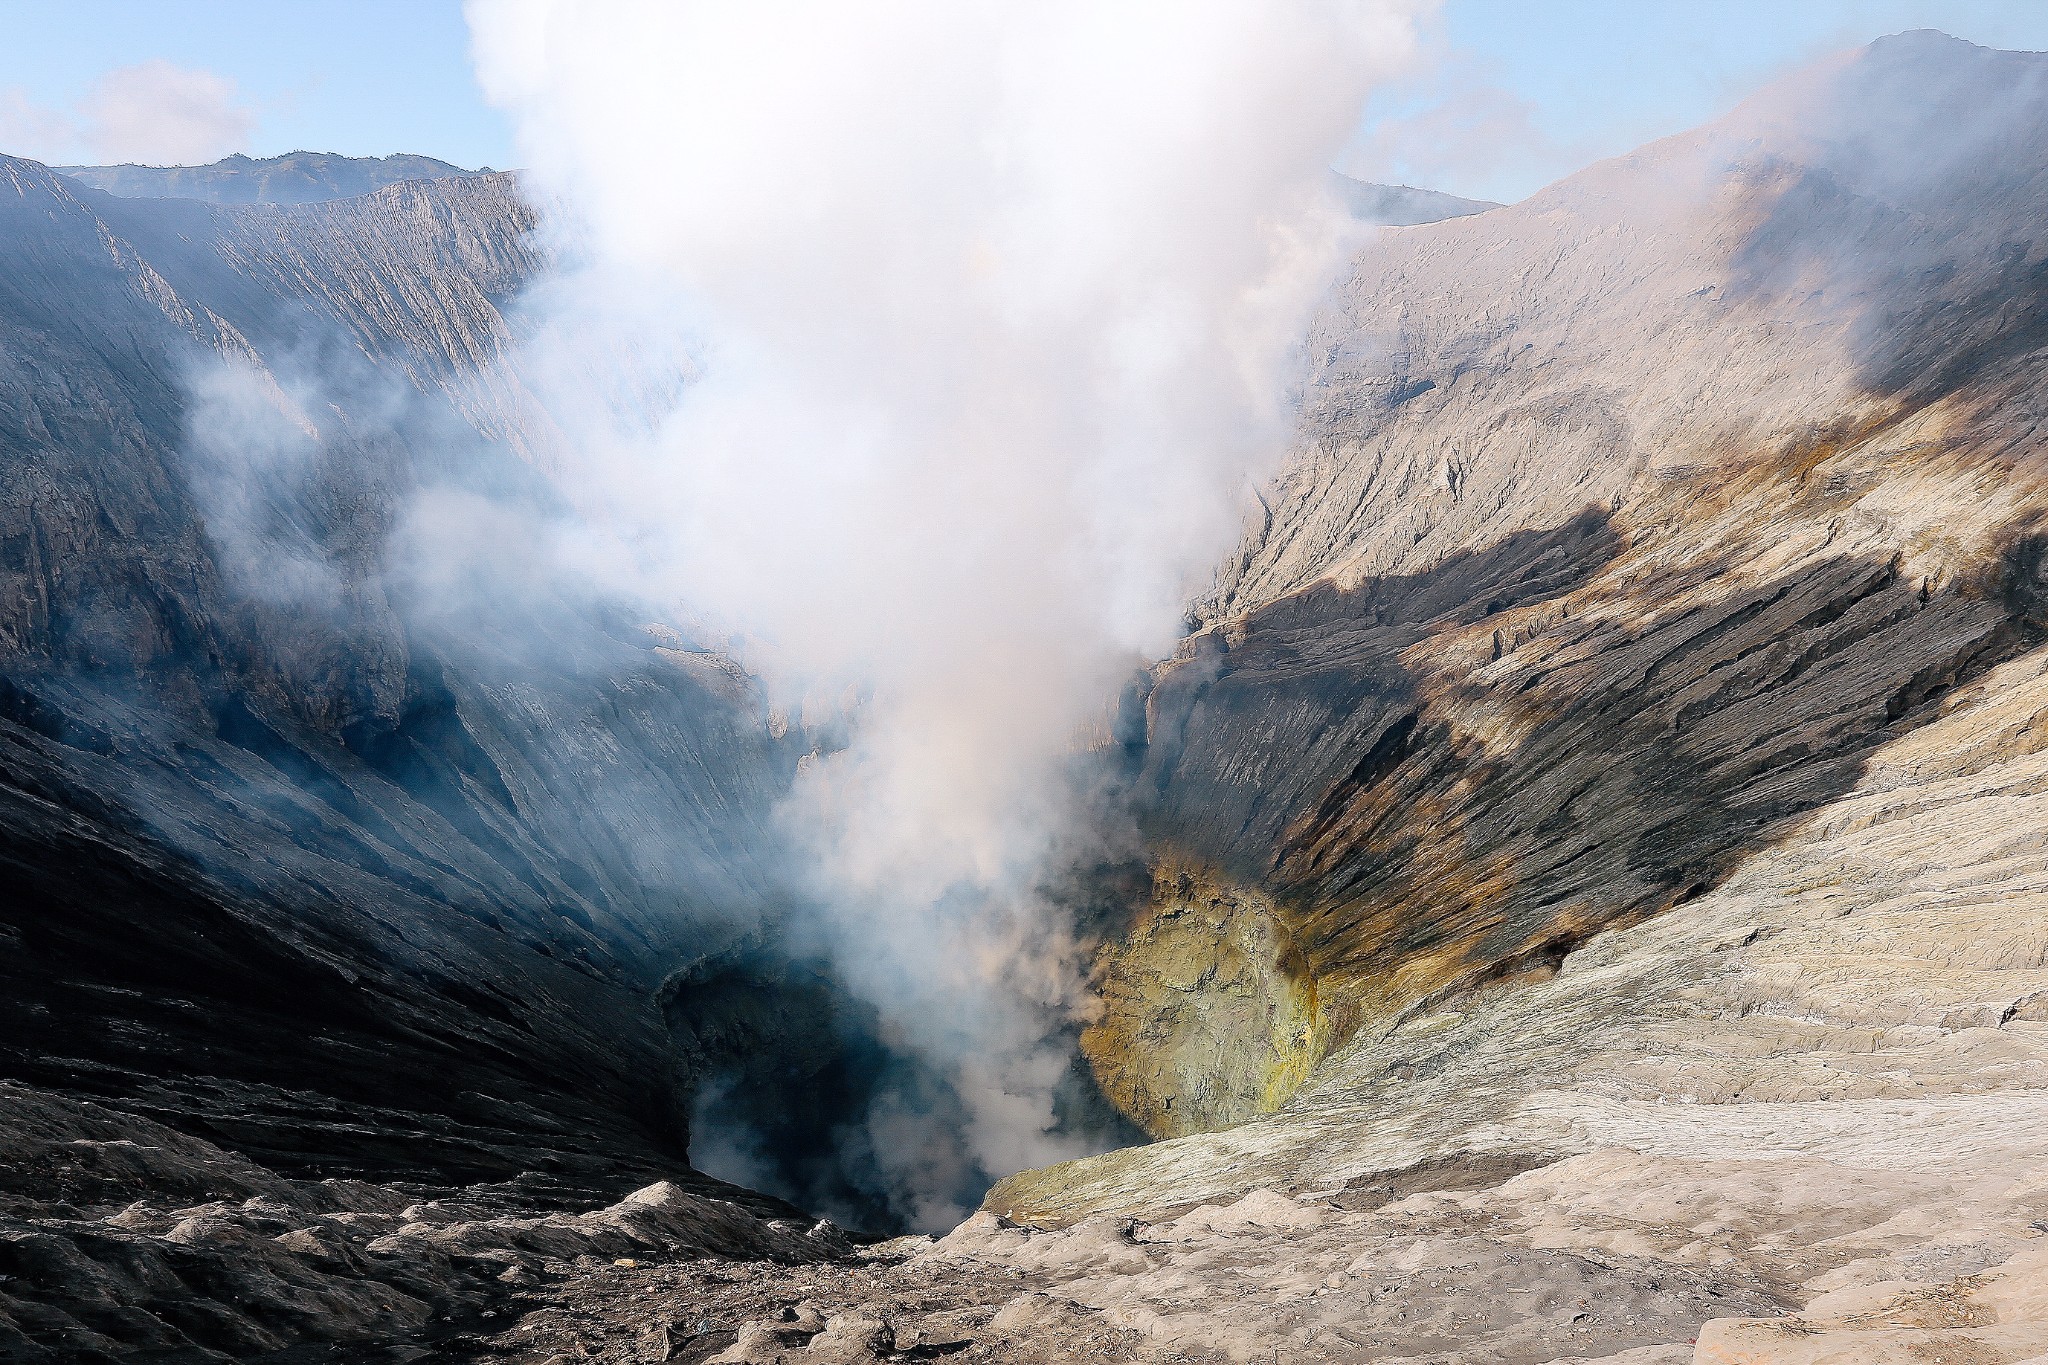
[1339,39,1580,203]
[82,60,256,165]
[0,60,255,167]
[0,87,73,161]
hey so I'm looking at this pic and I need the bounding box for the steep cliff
[0,156,806,1197]
[1059,31,2048,1148]
[943,33,2048,1360]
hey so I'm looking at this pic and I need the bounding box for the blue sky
[0,1,509,169]
[1,2,2046,199]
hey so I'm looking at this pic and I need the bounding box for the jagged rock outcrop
[1080,863,1334,1137]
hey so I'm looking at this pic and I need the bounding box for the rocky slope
[1074,25,2048,1139]
[0,153,846,1356]
[0,148,803,1170]
[0,1083,845,1362]
[13,26,2048,1365]
[957,27,2048,1364]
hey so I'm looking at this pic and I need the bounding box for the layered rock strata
[963,29,2048,1364]
[1082,28,2048,1138]
[0,153,801,1223]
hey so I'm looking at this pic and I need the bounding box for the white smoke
[467,0,1428,1226]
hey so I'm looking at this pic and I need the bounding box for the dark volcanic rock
[1078,29,2048,1136]
[0,1083,841,1363]
[0,151,821,1354]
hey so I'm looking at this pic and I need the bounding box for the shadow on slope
[1113,496,2048,1113]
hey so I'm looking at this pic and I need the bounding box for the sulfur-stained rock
[1083,865,1339,1137]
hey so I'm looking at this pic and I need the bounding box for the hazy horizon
[1,2,2047,202]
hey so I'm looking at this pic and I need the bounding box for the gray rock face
[1073,29,2048,1134]
[966,33,2048,1355]
[0,146,850,1357]
[1225,29,2048,617]
[0,1084,841,1363]
[0,153,813,1196]
[17,25,2048,1364]
[55,151,484,204]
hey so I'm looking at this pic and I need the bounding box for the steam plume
[467,0,1428,1227]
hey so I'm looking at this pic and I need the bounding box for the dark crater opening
[662,943,1146,1237]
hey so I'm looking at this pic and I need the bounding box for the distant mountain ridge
[1332,173,1499,225]
[54,151,1496,228]
[55,150,484,205]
